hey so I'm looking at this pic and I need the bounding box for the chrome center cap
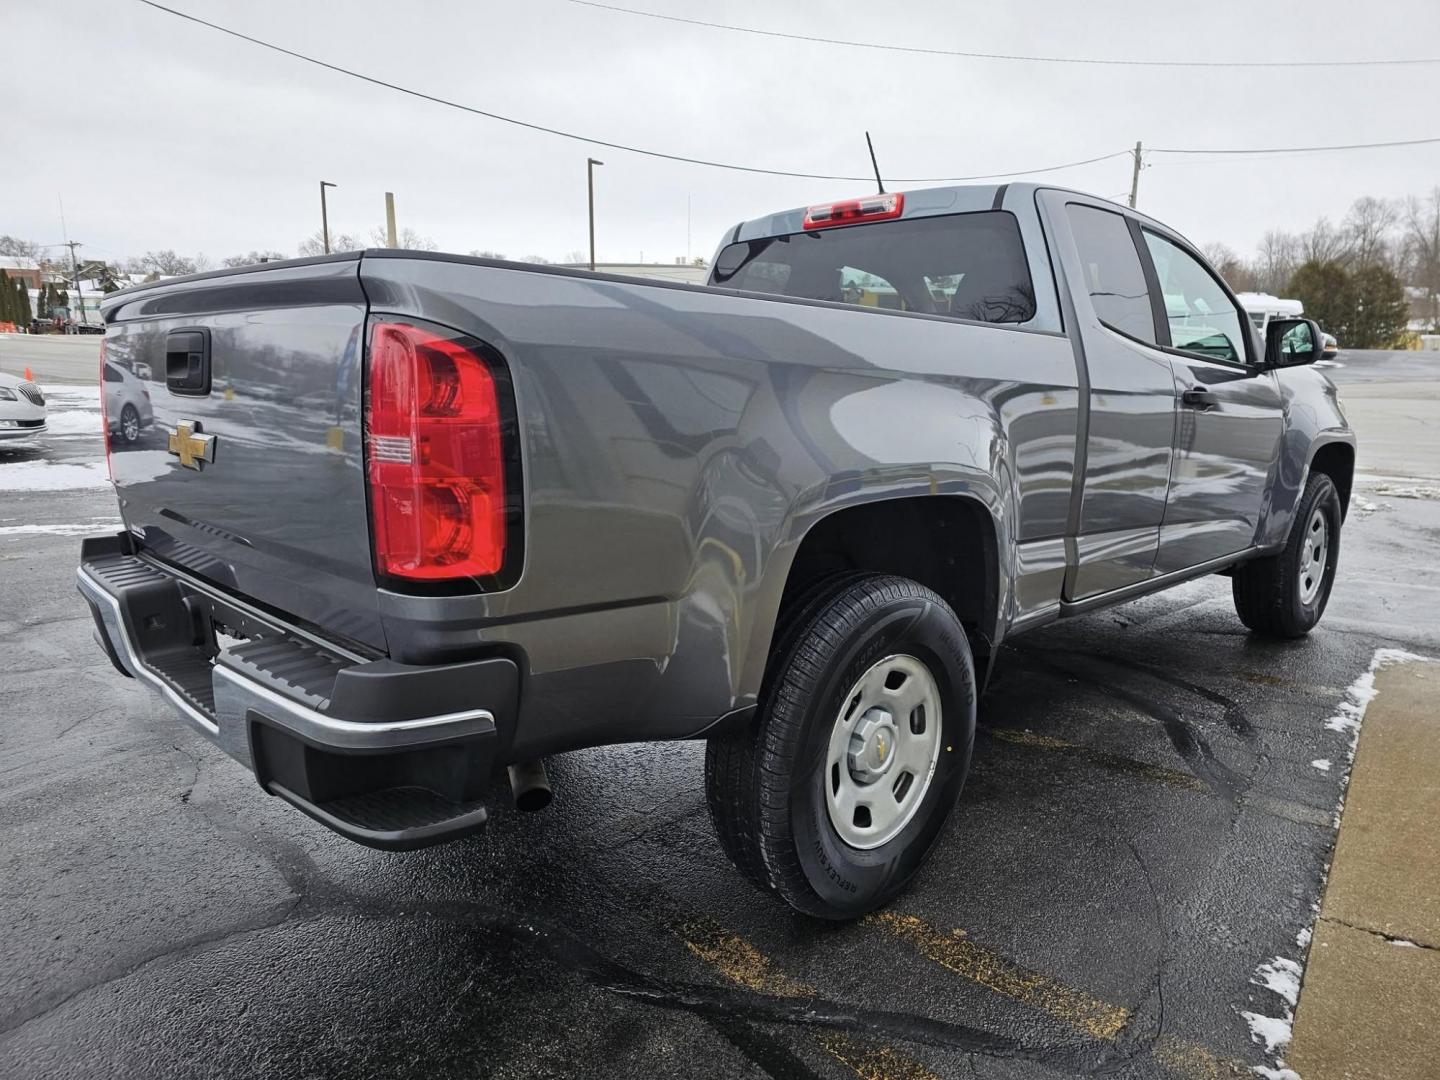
[848,708,899,783]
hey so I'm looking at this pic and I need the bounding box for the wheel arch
[1308,439,1355,519]
[740,489,1006,705]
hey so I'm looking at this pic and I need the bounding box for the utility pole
[65,240,86,330]
[384,192,398,247]
[319,180,337,253]
[587,158,603,272]
[1128,142,1143,209]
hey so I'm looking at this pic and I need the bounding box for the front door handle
[1182,386,1218,411]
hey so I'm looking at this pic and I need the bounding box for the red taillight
[802,192,904,231]
[365,321,507,582]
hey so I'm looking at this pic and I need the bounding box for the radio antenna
[865,131,886,193]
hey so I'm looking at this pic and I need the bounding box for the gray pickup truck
[78,183,1354,918]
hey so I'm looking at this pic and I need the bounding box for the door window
[1064,204,1156,343]
[1142,231,1248,364]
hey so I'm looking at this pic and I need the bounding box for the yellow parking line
[1152,1036,1250,1078]
[868,911,1131,1041]
[678,920,941,1080]
[818,1035,944,1080]
[680,920,810,997]
[679,917,1243,1079]
[984,727,1208,792]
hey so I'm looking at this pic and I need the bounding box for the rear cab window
[709,211,1038,326]
[1063,203,1157,344]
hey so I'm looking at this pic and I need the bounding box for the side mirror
[1265,317,1322,369]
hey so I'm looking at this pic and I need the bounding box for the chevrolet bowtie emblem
[167,419,217,470]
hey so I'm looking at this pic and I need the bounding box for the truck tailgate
[102,256,383,651]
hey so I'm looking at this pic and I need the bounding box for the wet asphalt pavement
[2,353,1438,1079]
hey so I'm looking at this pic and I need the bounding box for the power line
[1150,135,1440,155]
[129,0,1128,184]
[564,0,1440,69]
[129,1,1440,188]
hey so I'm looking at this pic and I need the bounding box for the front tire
[705,574,976,919]
[1232,472,1342,638]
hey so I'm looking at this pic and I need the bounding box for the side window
[103,363,123,383]
[1142,231,1248,364]
[1064,204,1156,343]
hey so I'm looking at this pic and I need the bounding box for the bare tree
[1402,187,1440,331]
[297,230,362,257]
[367,226,437,251]
[1200,242,1255,289]
[469,250,507,260]
[222,250,288,268]
[1342,196,1398,269]
[0,236,43,260]
[1253,230,1300,294]
[131,250,198,276]
[1297,217,1350,266]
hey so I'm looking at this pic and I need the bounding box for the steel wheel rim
[122,408,139,442]
[1298,507,1328,605]
[824,653,942,850]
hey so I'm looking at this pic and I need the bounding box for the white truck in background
[1238,292,1339,357]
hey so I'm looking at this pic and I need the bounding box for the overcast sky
[6,0,1439,267]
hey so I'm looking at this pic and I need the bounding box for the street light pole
[587,158,603,272]
[319,181,337,254]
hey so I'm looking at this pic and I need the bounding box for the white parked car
[0,372,47,441]
[104,360,154,445]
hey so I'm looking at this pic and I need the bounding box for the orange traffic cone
[24,367,33,382]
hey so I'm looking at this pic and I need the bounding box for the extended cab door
[1135,228,1283,571]
[1040,194,1177,600]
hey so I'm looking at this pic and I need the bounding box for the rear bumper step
[77,533,515,850]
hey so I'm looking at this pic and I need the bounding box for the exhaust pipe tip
[507,759,552,813]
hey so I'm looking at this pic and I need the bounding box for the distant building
[1405,285,1438,333]
[0,256,43,289]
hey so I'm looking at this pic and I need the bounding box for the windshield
[709,210,1037,324]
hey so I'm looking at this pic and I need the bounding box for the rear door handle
[1182,387,1218,411]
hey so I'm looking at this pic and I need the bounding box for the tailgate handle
[165,329,211,396]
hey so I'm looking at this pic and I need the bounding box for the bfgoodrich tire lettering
[705,574,976,919]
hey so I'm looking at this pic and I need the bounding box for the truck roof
[721,181,1177,244]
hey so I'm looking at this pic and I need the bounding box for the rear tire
[1232,472,1342,638]
[704,574,976,919]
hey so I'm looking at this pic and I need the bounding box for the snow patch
[41,410,104,436]
[1241,1009,1293,1054]
[1310,758,1332,772]
[1295,926,1311,949]
[0,517,121,538]
[1350,495,1382,519]
[1252,956,1302,1007]
[1391,938,1420,948]
[1251,1068,1302,1080]
[0,459,110,491]
[1322,650,1429,736]
[1369,483,1440,501]
[39,385,100,406]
